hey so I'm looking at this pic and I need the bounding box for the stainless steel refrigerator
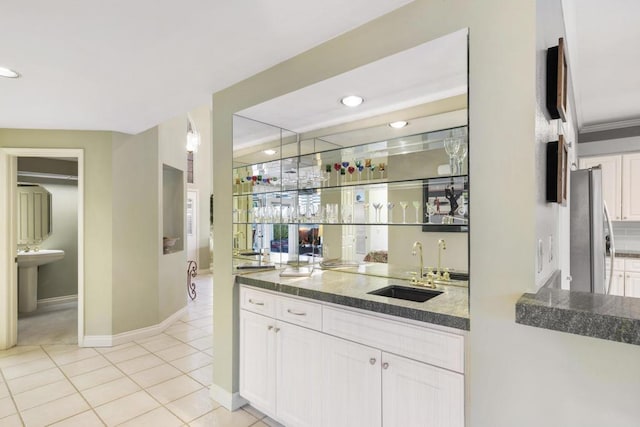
[570,167,615,294]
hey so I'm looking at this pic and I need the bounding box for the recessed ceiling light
[0,67,20,79]
[340,95,364,107]
[264,149,277,155]
[389,121,408,129]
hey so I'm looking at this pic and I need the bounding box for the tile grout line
[0,351,28,427]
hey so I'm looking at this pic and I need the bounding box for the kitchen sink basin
[368,285,443,302]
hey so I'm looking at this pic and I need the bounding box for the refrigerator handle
[604,202,615,295]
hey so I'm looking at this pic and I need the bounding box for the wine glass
[378,162,386,179]
[399,201,408,224]
[444,132,461,175]
[369,164,376,181]
[348,166,355,182]
[333,163,341,185]
[325,164,332,185]
[412,200,421,223]
[363,202,370,224]
[387,202,395,223]
[365,159,372,179]
[354,160,363,181]
[456,142,468,175]
[425,201,436,223]
[341,160,350,184]
[372,202,383,223]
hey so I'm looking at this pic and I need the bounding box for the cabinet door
[382,352,464,427]
[606,270,625,296]
[322,335,382,427]
[239,310,276,417]
[276,322,323,427]
[622,153,640,221]
[580,155,622,220]
[624,272,640,298]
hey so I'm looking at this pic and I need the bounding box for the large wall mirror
[232,28,469,288]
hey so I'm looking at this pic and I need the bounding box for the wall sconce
[186,115,201,153]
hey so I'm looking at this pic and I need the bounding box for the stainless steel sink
[368,285,443,302]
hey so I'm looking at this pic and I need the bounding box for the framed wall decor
[546,135,568,204]
[546,37,568,122]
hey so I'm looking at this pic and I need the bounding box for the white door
[276,322,323,427]
[239,310,277,417]
[622,153,640,221]
[322,335,381,427]
[607,270,625,296]
[186,190,198,262]
[580,155,622,220]
[0,150,17,349]
[624,272,640,298]
[382,352,464,427]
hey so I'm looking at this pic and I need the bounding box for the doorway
[0,148,85,350]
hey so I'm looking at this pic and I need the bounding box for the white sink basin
[17,249,65,267]
[17,249,65,313]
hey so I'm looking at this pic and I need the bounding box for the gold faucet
[436,239,446,279]
[411,241,436,288]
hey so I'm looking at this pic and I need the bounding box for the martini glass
[399,201,408,224]
[372,202,383,223]
[387,202,395,223]
[412,200,421,223]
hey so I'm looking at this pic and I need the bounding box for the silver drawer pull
[287,308,306,316]
[248,299,264,306]
[382,362,389,370]
[369,358,376,365]
[274,327,280,333]
[267,325,273,331]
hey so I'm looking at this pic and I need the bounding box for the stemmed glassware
[355,160,363,181]
[363,202,370,224]
[333,163,341,185]
[444,132,461,175]
[387,202,395,223]
[325,164,332,186]
[399,201,408,224]
[378,162,386,179]
[456,142,468,175]
[372,202,383,223]
[365,159,372,180]
[412,200,421,224]
[348,165,356,182]
[425,200,436,223]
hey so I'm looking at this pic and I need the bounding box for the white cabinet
[605,257,640,297]
[607,270,625,296]
[579,155,622,220]
[239,286,466,427]
[239,310,276,415]
[382,352,464,427]
[322,336,381,427]
[622,153,640,221]
[240,290,323,427]
[624,272,640,298]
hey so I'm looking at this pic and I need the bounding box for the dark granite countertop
[516,282,640,345]
[236,268,469,331]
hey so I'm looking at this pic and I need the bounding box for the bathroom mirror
[17,184,52,245]
[232,28,469,286]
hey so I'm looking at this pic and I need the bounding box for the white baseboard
[37,294,77,308]
[209,383,248,411]
[82,305,187,348]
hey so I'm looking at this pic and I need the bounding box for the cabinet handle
[267,325,273,331]
[382,362,389,370]
[624,216,628,219]
[286,309,306,316]
[369,358,376,365]
[274,327,280,333]
[248,299,264,306]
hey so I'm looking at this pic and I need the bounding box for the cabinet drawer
[625,258,640,273]
[276,296,322,331]
[606,257,625,271]
[323,306,464,373]
[240,287,276,317]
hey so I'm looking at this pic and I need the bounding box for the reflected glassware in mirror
[456,142,468,175]
[412,200,421,224]
[387,202,395,223]
[444,132,461,175]
[399,201,408,224]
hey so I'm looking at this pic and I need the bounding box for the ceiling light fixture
[0,66,20,79]
[340,95,364,107]
[186,115,201,153]
[389,121,408,129]
[264,149,277,156]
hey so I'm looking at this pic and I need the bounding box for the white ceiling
[0,0,412,134]
[563,0,640,132]
[234,29,468,150]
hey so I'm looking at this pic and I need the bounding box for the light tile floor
[0,274,281,427]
